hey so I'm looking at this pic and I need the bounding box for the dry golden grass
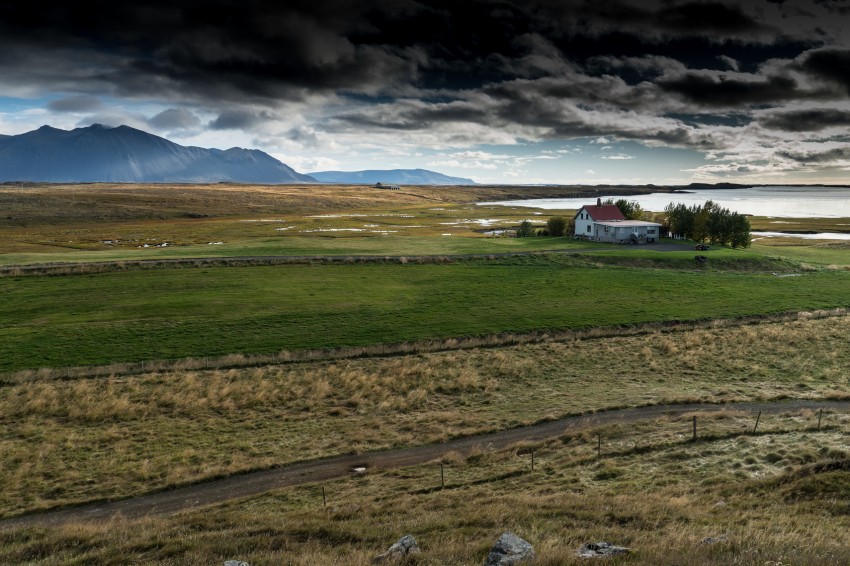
[0,183,657,226]
[1,314,849,518]
[2,411,848,565]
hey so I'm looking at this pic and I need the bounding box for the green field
[3,256,849,373]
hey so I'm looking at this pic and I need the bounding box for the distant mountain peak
[0,124,317,184]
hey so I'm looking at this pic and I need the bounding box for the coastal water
[481,186,850,218]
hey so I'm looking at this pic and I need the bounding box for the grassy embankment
[1,316,849,563]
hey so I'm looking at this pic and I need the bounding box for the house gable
[581,204,626,222]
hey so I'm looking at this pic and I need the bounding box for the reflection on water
[481,186,850,218]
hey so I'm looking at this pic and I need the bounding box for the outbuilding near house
[574,200,661,243]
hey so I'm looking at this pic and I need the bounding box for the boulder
[484,532,535,565]
[576,541,631,558]
[372,534,421,563]
[224,561,250,566]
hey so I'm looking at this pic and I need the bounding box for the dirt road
[2,398,845,529]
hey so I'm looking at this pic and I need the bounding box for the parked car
[695,243,710,251]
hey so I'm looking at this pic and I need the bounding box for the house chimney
[597,197,602,206]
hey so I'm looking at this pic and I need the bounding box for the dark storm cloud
[657,73,802,107]
[761,108,850,131]
[0,0,818,106]
[796,48,850,93]
[47,95,104,113]
[209,109,277,130]
[778,146,850,162]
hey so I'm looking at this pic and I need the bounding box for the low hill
[308,168,476,185]
[0,124,317,184]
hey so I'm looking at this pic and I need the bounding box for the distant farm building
[374,182,400,190]
[574,200,661,244]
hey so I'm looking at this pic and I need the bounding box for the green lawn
[2,259,849,372]
[752,243,850,267]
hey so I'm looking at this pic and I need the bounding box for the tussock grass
[3,412,849,564]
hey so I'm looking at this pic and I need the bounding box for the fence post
[440,463,444,488]
[692,415,697,441]
[753,411,761,434]
[531,449,535,471]
[818,408,823,430]
[322,486,326,508]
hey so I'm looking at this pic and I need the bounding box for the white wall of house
[574,207,595,237]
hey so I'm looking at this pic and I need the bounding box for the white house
[574,201,662,244]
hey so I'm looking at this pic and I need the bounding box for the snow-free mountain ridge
[0,124,316,183]
[308,168,476,185]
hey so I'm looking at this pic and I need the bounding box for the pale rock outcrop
[372,534,421,563]
[484,532,535,565]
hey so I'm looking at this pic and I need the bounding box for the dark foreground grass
[2,257,850,372]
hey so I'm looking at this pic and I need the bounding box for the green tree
[516,220,536,237]
[603,198,644,220]
[665,200,750,248]
[546,216,567,237]
[664,202,694,238]
[729,213,751,248]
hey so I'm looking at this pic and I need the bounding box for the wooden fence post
[322,486,326,508]
[692,416,697,441]
[531,449,535,471]
[817,408,823,430]
[440,463,444,488]
[753,411,761,434]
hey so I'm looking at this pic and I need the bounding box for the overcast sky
[3,0,850,184]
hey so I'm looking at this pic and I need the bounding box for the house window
[586,225,591,233]
[648,229,656,234]
[604,226,609,233]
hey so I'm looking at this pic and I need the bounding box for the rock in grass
[701,534,729,545]
[224,561,250,566]
[372,534,421,563]
[484,532,535,565]
[576,541,631,558]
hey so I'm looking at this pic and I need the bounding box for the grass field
[2,183,850,564]
[2,255,848,373]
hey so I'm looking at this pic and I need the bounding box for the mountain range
[0,124,474,185]
[0,124,315,184]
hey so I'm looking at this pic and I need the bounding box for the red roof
[580,204,626,221]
